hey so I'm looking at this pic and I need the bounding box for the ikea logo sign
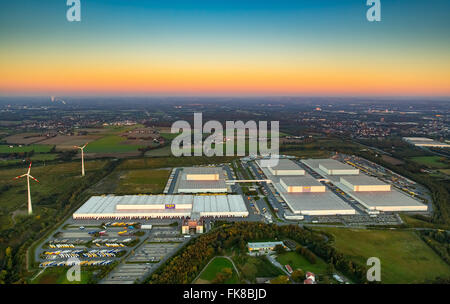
[165,204,176,209]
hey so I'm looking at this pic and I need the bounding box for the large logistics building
[340,175,391,192]
[267,159,305,176]
[256,159,356,216]
[73,194,248,219]
[301,158,428,213]
[403,137,450,148]
[176,167,228,193]
[280,176,325,193]
[317,159,360,175]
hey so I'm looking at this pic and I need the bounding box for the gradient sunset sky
[1,0,449,97]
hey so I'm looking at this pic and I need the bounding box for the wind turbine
[74,143,88,176]
[14,162,39,215]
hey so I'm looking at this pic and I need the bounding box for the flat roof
[281,191,356,213]
[340,175,388,186]
[74,195,247,216]
[344,189,426,209]
[247,241,284,248]
[267,159,303,170]
[317,159,358,171]
[183,167,223,174]
[280,176,323,187]
[178,179,227,190]
[192,195,247,213]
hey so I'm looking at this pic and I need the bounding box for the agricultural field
[39,135,101,150]
[0,144,54,153]
[195,257,239,284]
[276,251,328,276]
[315,227,450,284]
[409,156,449,169]
[84,135,146,153]
[115,169,170,194]
[118,156,236,170]
[144,145,172,157]
[0,160,108,230]
[4,133,48,145]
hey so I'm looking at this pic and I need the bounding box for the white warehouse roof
[73,195,248,219]
[280,176,323,187]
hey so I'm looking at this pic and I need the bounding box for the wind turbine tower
[74,143,88,177]
[14,162,39,215]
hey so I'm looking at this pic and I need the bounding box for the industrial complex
[300,158,428,213]
[73,194,248,219]
[256,159,356,216]
[403,137,450,148]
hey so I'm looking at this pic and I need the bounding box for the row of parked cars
[39,260,114,268]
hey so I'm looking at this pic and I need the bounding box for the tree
[291,269,305,283]
[273,244,286,254]
[326,263,335,275]
[271,275,289,284]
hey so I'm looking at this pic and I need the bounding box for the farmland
[115,169,170,194]
[0,144,54,154]
[315,227,450,284]
[0,160,108,230]
[84,135,146,153]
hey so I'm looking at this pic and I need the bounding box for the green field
[409,156,449,169]
[0,154,59,167]
[196,257,239,284]
[0,144,54,153]
[84,135,146,153]
[315,227,450,284]
[144,145,173,157]
[118,156,236,170]
[31,267,93,284]
[115,169,170,194]
[0,160,107,230]
[276,251,328,275]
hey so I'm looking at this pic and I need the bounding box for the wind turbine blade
[82,143,88,149]
[28,162,32,174]
[13,174,27,180]
[74,145,81,149]
[29,175,40,183]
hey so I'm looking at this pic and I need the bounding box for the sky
[0,0,449,97]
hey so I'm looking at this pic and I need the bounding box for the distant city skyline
[1,0,449,97]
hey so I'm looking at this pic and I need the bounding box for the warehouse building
[340,175,391,192]
[280,176,325,193]
[247,241,286,253]
[316,159,359,175]
[73,194,248,219]
[184,167,221,180]
[256,160,356,216]
[341,189,428,212]
[176,167,229,193]
[302,158,428,213]
[279,191,357,215]
[266,159,305,176]
[403,137,450,148]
